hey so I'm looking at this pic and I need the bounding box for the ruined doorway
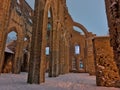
[2,31,17,73]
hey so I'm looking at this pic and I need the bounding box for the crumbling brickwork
[105,0,120,75]
[0,0,33,74]
[93,36,120,87]
[0,0,116,86]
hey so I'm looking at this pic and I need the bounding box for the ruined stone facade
[69,25,95,74]
[1,0,120,88]
[0,0,96,84]
[27,0,96,84]
[0,0,33,74]
[69,30,86,73]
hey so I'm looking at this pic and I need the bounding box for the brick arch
[4,26,24,73]
[73,22,89,37]
[6,26,24,40]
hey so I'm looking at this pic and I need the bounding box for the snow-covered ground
[0,72,119,90]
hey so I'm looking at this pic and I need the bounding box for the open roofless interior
[0,0,120,90]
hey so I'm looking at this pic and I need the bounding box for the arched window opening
[6,31,17,43]
[46,10,52,40]
[45,47,50,55]
[48,10,51,18]
[75,45,80,54]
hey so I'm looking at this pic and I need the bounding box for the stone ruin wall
[105,0,120,75]
[93,36,120,87]
[69,30,86,73]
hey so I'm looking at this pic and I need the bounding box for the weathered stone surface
[0,0,33,74]
[86,33,96,75]
[0,1,119,88]
[93,36,120,87]
[27,0,46,84]
[105,0,120,75]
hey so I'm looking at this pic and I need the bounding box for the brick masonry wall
[93,36,120,87]
[105,0,120,75]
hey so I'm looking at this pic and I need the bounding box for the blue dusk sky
[26,0,108,36]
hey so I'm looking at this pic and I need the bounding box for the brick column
[27,0,46,84]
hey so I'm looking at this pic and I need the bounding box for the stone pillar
[27,0,46,84]
[86,34,95,75]
[93,36,120,87]
[0,0,12,73]
[105,0,120,75]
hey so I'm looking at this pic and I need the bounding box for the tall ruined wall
[93,36,120,87]
[69,30,86,72]
[105,0,120,74]
[0,0,33,74]
[27,0,71,84]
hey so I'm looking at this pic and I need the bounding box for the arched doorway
[4,26,24,74]
[2,31,17,73]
